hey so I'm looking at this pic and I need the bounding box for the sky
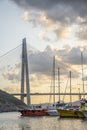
[0,0,87,104]
[0,0,87,55]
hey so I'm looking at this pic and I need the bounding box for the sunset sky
[0,0,87,104]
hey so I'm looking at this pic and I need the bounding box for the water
[0,112,87,130]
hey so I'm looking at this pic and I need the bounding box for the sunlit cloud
[2,70,20,83]
[2,45,87,84]
[22,11,29,21]
[76,25,87,41]
[55,27,71,40]
[38,31,54,42]
[11,0,87,44]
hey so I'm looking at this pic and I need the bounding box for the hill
[0,90,28,112]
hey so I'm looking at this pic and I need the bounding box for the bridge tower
[21,38,30,106]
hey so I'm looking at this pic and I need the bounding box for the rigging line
[49,73,53,104]
[27,43,80,76]
[62,73,69,101]
[0,44,22,59]
[56,60,79,76]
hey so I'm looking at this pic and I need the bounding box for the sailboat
[47,56,58,116]
[47,57,65,116]
[78,49,87,118]
[57,71,85,118]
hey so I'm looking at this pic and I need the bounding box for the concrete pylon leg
[21,38,30,106]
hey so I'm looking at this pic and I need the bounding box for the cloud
[38,31,56,42]
[63,47,87,65]
[54,26,71,40]
[2,44,87,84]
[2,71,20,83]
[11,0,87,24]
[11,0,87,42]
[76,25,87,41]
[22,11,29,21]
[1,62,21,83]
[39,32,51,42]
[28,45,81,79]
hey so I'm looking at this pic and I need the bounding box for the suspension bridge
[0,38,87,106]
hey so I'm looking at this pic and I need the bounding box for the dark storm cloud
[10,0,87,42]
[11,0,58,9]
[60,47,87,65]
[28,46,80,78]
[11,0,87,11]
[2,45,87,82]
[11,0,87,24]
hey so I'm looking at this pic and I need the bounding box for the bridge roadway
[11,93,87,96]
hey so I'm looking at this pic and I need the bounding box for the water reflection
[0,112,87,130]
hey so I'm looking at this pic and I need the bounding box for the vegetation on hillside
[0,90,27,112]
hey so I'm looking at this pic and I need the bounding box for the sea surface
[0,112,87,130]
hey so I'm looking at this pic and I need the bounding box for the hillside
[0,90,28,112]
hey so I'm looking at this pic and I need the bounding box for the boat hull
[47,109,58,116]
[57,109,85,118]
[19,109,48,116]
[82,110,87,118]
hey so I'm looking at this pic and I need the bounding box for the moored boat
[19,109,48,116]
[19,104,48,116]
[57,108,85,118]
[47,101,65,116]
[57,71,85,118]
[80,99,87,118]
[47,109,58,116]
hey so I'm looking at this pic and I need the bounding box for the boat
[79,99,87,118]
[47,57,65,116]
[57,108,85,118]
[47,101,65,116]
[47,109,58,116]
[57,71,85,118]
[19,104,48,116]
[19,109,48,116]
[57,101,84,118]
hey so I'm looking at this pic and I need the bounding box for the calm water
[0,112,87,130]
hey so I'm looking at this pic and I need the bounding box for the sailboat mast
[58,68,60,102]
[53,56,55,104]
[81,51,85,99]
[70,71,72,104]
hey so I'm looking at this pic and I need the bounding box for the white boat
[47,109,58,116]
[46,103,58,116]
[47,57,66,116]
[47,102,65,116]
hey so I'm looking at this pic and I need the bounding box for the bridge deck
[11,93,87,96]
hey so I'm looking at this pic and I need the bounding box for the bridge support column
[21,38,30,106]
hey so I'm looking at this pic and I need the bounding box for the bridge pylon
[21,38,30,106]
